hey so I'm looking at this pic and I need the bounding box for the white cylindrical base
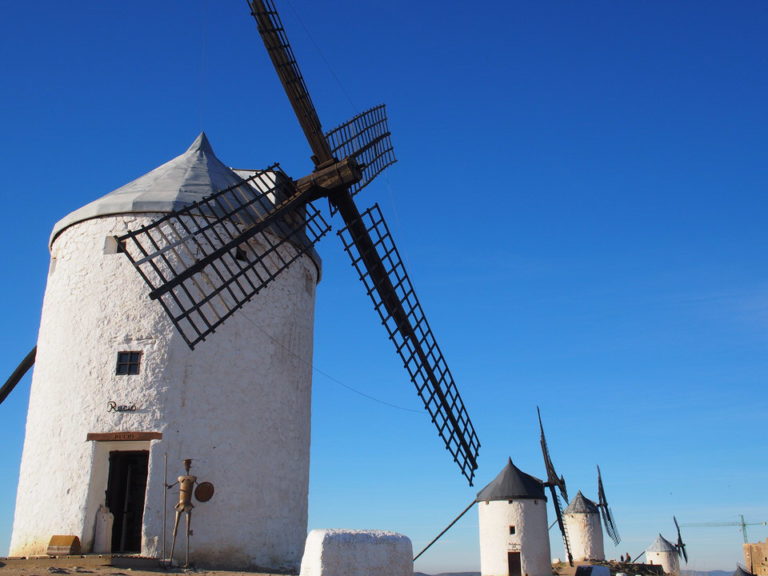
[646,550,680,576]
[564,512,604,561]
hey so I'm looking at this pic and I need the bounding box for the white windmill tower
[645,517,688,576]
[563,492,604,561]
[476,459,552,576]
[9,133,321,569]
[646,535,681,575]
[563,467,621,562]
[2,0,482,570]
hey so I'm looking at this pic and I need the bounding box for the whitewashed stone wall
[478,499,552,576]
[10,214,319,571]
[564,511,604,561]
[299,530,413,576]
[646,549,680,576]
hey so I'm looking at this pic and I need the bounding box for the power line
[284,0,358,111]
[240,308,421,413]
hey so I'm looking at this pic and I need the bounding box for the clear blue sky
[1,1,767,573]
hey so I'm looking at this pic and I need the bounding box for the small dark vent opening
[104,236,127,255]
[234,246,248,262]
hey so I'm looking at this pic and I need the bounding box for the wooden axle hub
[295,157,363,200]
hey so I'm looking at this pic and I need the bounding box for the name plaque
[86,431,162,442]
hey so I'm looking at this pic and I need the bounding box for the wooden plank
[47,535,81,556]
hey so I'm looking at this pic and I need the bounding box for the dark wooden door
[106,450,149,553]
[508,552,522,576]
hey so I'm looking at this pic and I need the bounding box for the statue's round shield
[195,481,215,502]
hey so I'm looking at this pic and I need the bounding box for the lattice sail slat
[117,169,330,349]
[553,487,574,564]
[248,0,332,163]
[598,466,621,546]
[338,203,480,484]
[325,105,396,198]
[603,506,621,546]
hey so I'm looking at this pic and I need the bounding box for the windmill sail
[248,0,480,483]
[325,105,396,197]
[538,407,568,500]
[538,407,573,565]
[597,465,621,546]
[0,346,37,405]
[674,516,688,563]
[339,204,480,481]
[248,0,332,164]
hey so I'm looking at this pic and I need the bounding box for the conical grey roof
[51,133,246,244]
[734,566,755,576]
[476,458,546,502]
[646,534,677,553]
[565,490,599,514]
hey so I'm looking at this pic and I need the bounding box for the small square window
[509,525,516,535]
[116,351,142,375]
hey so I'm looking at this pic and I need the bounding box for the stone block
[299,529,412,576]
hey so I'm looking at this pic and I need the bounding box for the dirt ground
[0,556,285,576]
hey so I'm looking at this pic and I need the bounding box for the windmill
[560,466,620,562]
[644,518,688,576]
[413,413,571,575]
[413,458,554,576]
[1,0,480,486]
[3,1,480,567]
[597,465,621,546]
[537,407,573,566]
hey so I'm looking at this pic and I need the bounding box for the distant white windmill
[645,518,688,576]
[563,466,621,561]
[563,492,604,561]
[413,412,574,573]
[646,534,681,575]
[476,459,552,576]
